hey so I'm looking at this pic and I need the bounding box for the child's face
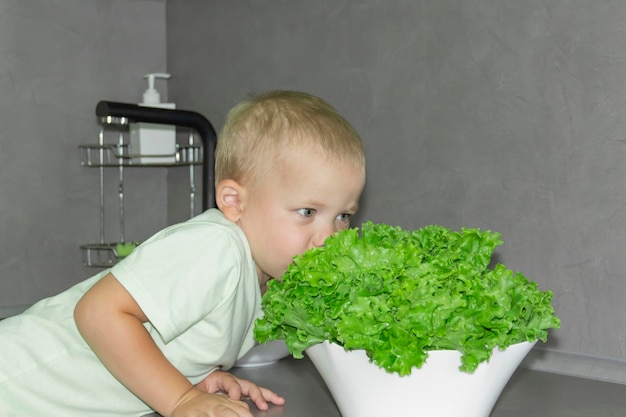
[238,146,365,290]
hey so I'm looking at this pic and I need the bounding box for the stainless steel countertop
[234,356,626,417]
[147,355,626,417]
[231,356,340,417]
[144,356,340,417]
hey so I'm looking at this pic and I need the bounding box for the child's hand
[170,387,255,417]
[195,370,285,412]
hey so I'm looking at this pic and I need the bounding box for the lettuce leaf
[254,222,560,374]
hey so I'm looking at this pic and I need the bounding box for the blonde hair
[215,90,365,186]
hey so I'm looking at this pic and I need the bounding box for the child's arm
[74,273,281,417]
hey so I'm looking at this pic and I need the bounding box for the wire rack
[79,127,203,267]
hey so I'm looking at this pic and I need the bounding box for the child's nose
[311,225,337,247]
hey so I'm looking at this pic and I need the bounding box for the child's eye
[336,213,350,222]
[335,213,351,229]
[297,208,315,218]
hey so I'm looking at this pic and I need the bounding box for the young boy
[0,90,366,417]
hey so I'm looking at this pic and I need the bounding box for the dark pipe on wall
[95,101,218,211]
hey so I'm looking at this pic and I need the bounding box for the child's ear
[216,179,245,222]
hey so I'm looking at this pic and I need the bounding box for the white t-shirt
[0,209,262,417]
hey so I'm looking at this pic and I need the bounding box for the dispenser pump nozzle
[142,73,171,105]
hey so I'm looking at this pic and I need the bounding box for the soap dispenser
[130,73,176,164]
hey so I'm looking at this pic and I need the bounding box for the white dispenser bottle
[130,73,176,164]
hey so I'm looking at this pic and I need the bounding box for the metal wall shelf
[80,128,203,267]
[79,143,203,167]
[80,102,217,268]
[80,243,135,268]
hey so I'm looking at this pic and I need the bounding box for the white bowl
[234,340,291,367]
[306,340,535,417]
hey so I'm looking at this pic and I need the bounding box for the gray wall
[2,0,625,384]
[0,0,170,316]
[167,1,626,382]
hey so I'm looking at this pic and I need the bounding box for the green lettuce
[254,222,560,374]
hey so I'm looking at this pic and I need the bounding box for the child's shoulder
[143,208,246,252]
[190,208,232,226]
[177,208,239,237]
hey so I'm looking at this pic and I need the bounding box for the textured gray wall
[167,1,626,381]
[0,0,169,316]
[3,0,625,383]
